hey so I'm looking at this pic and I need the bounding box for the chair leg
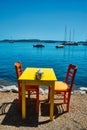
[18,83,22,111]
[66,92,71,112]
[66,100,70,112]
[64,92,66,103]
[28,91,30,98]
[18,90,21,111]
[36,89,39,114]
[48,86,50,101]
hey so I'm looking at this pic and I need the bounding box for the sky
[0,0,87,41]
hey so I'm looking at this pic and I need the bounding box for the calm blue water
[0,42,87,89]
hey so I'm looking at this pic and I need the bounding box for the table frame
[19,68,57,121]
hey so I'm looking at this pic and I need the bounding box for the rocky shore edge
[0,83,87,95]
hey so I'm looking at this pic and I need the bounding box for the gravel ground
[0,91,87,130]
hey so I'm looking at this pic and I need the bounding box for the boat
[83,41,87,45]
[83,43,87,45]
[63,41,78,46]
[33,43,45,47]
[9,36,14,43]
[63,26,78,46]
[9,40,14,43]
[56,44,64,48]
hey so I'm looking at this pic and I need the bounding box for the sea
[0,42,87,91]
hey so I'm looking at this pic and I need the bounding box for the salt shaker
[36,69,43,79]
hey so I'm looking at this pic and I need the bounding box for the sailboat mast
[64,25,67,42]
[69,29,71,42]
[72,29,75,42]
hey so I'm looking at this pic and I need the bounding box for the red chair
[14,62,39,113]
[48,64,77,112]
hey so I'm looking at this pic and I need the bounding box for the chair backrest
[65,64,77,91]
[14,62,22,79]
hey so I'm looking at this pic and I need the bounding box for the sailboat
[9,37,14,43]
[9,40,14,43]
[63,27,78,46]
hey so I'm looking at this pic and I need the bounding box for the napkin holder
[36,69,43,80]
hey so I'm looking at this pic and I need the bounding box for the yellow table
[18,68,57,121]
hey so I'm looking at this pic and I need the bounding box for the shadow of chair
[1,99,39,127]
[40,101,67,118]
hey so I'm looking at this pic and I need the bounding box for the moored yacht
[56,44,64,48]
[63,41,78,45]
[33,43,45,47]
[83,41,87,45]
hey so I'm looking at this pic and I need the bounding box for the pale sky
[0,0,87,41]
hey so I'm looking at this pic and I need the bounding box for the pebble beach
[0,91,87,130]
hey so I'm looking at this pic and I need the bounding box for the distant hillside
[0,39,60,43]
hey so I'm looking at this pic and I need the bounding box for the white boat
[56,44,64,48]
[63,41,78,46]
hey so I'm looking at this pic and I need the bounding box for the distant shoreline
[0,39,86,44]
[0,39,58,43]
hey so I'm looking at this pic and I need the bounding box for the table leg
[22,82,26,119]
[50,84,54,121]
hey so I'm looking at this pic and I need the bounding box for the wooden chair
[48,64,77,112]
[14,62,39,113]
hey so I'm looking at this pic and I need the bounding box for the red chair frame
[48,64,77,112]
[14,62,39,113]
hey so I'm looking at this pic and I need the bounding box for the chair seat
[55,81,69,91]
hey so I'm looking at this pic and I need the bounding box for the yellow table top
[18,68,57,81]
